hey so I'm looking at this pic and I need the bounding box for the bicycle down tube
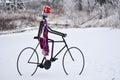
[49,36,74,61]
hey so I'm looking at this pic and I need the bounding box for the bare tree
[78,0,82,10]
[96,0,106,6]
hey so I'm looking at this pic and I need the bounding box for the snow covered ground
[0,28,120,80]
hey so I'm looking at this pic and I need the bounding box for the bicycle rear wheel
[62,47,85,75]
[17,47,39,76]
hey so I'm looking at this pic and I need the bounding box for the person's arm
[48,26,67,37]
[34,21,44,39]
[38,21,44,37]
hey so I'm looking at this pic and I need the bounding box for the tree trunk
[79,0,82,10]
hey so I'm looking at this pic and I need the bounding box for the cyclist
[37,6,66,69]
[38,6,51,56]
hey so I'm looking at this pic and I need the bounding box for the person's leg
[38,38,46,68]
[48,38,54,59]
[38,57,46,68]
[48,38,58,62]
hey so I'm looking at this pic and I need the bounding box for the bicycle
[17,30,85,76]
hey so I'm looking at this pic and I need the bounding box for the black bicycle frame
[49,37,74,61]
[28,29,74,64]
[27,36,74,65]
[27,43,39,64]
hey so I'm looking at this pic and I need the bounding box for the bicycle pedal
[50,58,58,62]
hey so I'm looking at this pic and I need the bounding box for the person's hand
[63,34,67,37]
[34,36,38,39]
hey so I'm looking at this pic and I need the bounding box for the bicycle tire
[62,47,85,75]
[17,47,39,76]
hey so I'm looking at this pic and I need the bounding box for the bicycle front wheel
[62,47,85,75]
[17,47,39,76]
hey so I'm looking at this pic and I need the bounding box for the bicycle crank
[44,60,51,70]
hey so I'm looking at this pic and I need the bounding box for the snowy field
[0,28,120,80]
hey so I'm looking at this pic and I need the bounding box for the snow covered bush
[0,0,120,32]
[0,11,39,31]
